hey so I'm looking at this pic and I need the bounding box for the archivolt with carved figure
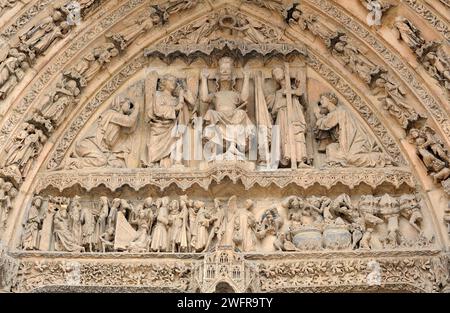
[0,0,449,293]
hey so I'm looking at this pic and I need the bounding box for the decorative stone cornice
[34,166,416,193]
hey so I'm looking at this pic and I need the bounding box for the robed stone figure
[143,73,195,168]
[266,67,309,168]
[315,92,392,167]
[201,56,254,160]
[69,97,139,168]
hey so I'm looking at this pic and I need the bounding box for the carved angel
[267,66,309,168]
[0,48,28,99]
[360,0,397,14]
[157,0,199,22]
[32,79,81,133]
[66,43,118,86]
[329,34,378,84]
[393,16,425,51]
[2,124,47,180]
[0,178,17,232]
[421,44,450,91]
[107,11,162,51]
[19,7,71,59]
[408,127,450,183]
[373,76,419,129]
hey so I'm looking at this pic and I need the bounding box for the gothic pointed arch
[0,0,449,293]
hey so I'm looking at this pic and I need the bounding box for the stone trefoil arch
[0,0,449,293]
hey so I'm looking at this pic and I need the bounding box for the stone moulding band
[34,166,416,193]
[10,247,442,260]
[144,41,308,60]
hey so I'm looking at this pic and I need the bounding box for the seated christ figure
[200,56,254,160]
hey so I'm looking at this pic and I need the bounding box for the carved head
[59,204,68,216]
[291,8,301,21]
[3,182,12,193]
[60,21,71,33]
[272,67,285,83]
[52,10,64,22]
[100,196,108,206]
[375,78,386,88]
[218,56,234,81]
[33,196,43,208]
[194,200,204,210]
[399,194,417,210]
[144,197,153,207]
[170,200,180,212]
[379,194,399,214]
[150,13,162,25]
[319,92,338,111]
[120,98,134,115]
[139,209,147,219]
[112,198,121,208]
[25,123,35,133]
[409,128,420,139]
[160,74,178,93]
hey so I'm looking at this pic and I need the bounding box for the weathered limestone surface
[0,0,449,293]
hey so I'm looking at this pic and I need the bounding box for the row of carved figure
[59,58,391,171]
[292,2,450,93]
[393,16,450,92]
[0,60,395,185]
[0,1,200,184]
[0,1,98,100]
[281,194,430,251]
[21,193,432,254]
[288,5,436,130]
[2,2,448,184]
[0,0,198,101]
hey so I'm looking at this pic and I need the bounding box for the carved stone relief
[289,4,423,130]
[408,126,450,191]
[359,0,397,26]
[0,1,19,18]
[0,0,449,294]
[20,191,433,254]
[393,16,450,93]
